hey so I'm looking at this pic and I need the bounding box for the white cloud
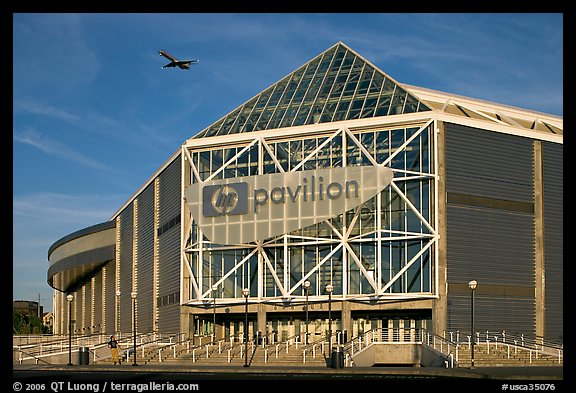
[13,127,114,171]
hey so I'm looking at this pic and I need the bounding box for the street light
[325,284,334,360]
[66,294,73,366]
[212,284,218,341]
[242,288,250,367]
[468,280,478,369]
[304,280,310,345]
[115,290,121,335]
[131,291,138,366]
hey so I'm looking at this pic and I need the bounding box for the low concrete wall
[351,343,447,367]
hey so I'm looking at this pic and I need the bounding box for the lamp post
[66,294,73,366]
[115,290,121,335]
[212,284,218,341]
[304,280,310,345]
[326,284,333,359]
[468,280,478,369]
[242,288,250,367]
[131,291,138,366]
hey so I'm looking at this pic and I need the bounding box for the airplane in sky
[158,50,199,70]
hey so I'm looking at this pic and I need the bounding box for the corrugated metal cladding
[136,183,155,333]
[83,281,92,334]
[119,204,134,333]
[93,271,102,332]
[157,157,182,333]
[104,261,116,334]
[542,142,563,341]
[447,294,535,335]
[445,124,533,201]
[445,123,536,336]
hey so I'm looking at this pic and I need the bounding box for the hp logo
[202,182,249,217]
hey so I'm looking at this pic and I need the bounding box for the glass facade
[195,42,431,139]
[183,123,437,305]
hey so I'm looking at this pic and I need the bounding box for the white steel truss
[181,120,438,306]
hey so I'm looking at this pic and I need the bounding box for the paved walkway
[13,362,563,381]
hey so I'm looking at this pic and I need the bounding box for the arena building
[48,42,563,344]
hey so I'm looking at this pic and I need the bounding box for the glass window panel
[249,144,258,175]
[391,190,406,233]
[369,73,384,95]
[292,105,311,127]
[421,127,430,173]
[236,149,248,177]
[391,129,406,170]
[389,87,407,115]
[329,74,348,99]
[375,130,390,164]
[303,77,323,104]
[343,73,360,96]
[276,142,289,172]
[255,109,273,130]
[316,49,335,75]
[199,151,211,180]
[375,80,394,116]
[243,111,261,132]
[255,90,271,109]
[391,242,404,293]
[317,140,331,169]
[361,97,377,118]
[406,240,422,292]
[348,243,360,294]
[356,68,373,96]
[332,100,350,122]
[263,150,275,175]
[280,107,297,128]
[289,247,303,291]
[360,200,376,234]
[380,242,391,289]
[406,136,421,172]
[360,131,375,157]
[320,102,337,123]
[348,98,365,120]
[331,134,342,167]
[289,140,303,169]
[421,249,430,292]
[267,81,288,107]
[406,180,422,233]
[330,46,346,71]
[291,78,310,105]
[267,108,286,129]
[404,94,420,114]
[340,50,354,71]
[219,109,240,135]
[317,75,335,99]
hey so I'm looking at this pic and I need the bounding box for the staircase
[454,343,563,367]
[159,338,329,367]
[95,331,563,369]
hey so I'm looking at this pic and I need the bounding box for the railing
[444,330,563,365]
[13,332,181,365]
[343,328,457,368]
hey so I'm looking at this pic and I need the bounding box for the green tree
[13,312,50,334]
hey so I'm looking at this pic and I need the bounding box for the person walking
[108,335,121,365]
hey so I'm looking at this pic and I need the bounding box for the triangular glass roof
[194,42,431,139]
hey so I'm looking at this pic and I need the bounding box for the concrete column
[432,120,448,336]
[533,141,545,338]
[257,303,267,339]
[341,301,352,341]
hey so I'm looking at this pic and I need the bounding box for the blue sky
[12,13,563,312]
